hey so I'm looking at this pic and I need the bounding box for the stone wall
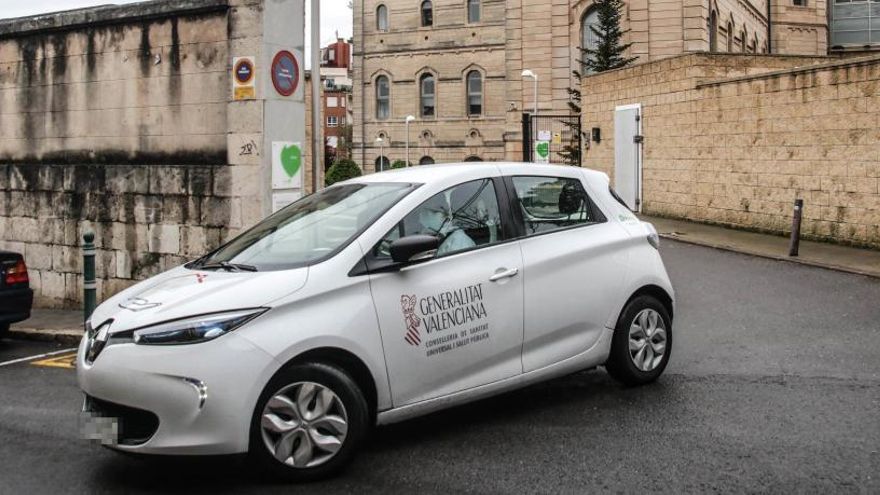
[0,0,309,308]
[582,53,880,248]
[0,163,236,307]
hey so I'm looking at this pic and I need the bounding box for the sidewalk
[643,215,880,279]
[9,309,84,345]
[6,217,880,345]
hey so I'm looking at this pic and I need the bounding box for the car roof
[350,162,610,185]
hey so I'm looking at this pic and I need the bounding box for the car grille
[84,395,160,446]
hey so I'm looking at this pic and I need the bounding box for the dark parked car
[0,251,33,339]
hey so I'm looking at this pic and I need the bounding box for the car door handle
[489,268,519,282]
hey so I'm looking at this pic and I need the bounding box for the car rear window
[510,176,606,236]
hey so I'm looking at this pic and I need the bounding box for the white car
[77,163,674,480]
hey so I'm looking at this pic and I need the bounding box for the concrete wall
[582,53,880,248]
[0,2,229,164]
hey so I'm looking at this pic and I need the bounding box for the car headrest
[558,182,583,215]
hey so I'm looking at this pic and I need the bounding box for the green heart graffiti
[535,141,550,158]
[280,144,302,178]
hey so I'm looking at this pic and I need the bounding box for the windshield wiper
[199,261,258,272]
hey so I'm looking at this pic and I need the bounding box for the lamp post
[521,69,538,117]
[405,115,415,167]
[375,137,385,171]
[310,0,322,191]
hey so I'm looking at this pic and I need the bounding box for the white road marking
[0,348,78,368]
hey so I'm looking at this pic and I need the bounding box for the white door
[614,104,642,211]
[507,175,630,373]
[367,178,524,406]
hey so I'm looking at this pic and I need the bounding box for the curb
[8,328,83,346]
[660,233,880,280]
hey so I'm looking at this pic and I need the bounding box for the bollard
[788,199,803,257]
[83,231,96,322]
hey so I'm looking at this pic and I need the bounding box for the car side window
[375,179,505,258]
[511,176,605,235]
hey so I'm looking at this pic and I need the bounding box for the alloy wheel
[260,381,349,468]
[628,308,667,372]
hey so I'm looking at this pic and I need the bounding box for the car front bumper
[76,332,278,455]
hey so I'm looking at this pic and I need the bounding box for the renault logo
[86,324,111,364]
[119,297,161,311]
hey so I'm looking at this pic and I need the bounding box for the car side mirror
[389,235,442,264]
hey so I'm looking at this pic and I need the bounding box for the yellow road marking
[31,353,77,369]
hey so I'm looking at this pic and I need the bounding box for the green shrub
[325,159,362,186]
[390,160,409,169]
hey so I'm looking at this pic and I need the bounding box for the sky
[0,0,353,67]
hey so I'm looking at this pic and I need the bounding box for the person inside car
[417,192,476,255]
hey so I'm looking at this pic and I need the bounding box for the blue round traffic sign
[271,50,299,97]
[234,59,254,84]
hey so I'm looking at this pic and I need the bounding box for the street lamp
[521,69,538,117]
[375,137,385,171]
[405,115,415,167]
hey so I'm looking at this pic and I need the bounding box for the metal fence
[522,113,582,166]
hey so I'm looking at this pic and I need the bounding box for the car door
[505,173,630,373]
[365,178,525,406]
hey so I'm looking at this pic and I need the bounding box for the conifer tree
[560,0,637,165]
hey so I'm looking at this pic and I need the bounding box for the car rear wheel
[605,295,672,386]
[249,362,369,481]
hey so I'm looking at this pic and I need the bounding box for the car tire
[605,295,672,386]
[248,362,369,482]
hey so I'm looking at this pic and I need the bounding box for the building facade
[352,0,779,170]
[318,38,354,167]
[352,0,877,170]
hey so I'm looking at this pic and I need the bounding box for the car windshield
[193,183,415,271]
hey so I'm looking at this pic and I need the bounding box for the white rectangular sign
[272,190,303,212]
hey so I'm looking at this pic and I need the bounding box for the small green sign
[280,143,302,178]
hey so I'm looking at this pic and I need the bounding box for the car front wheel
[605,295,672,386]
[249,362,369,481]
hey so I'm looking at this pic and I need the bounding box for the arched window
[375,75,390,120]
[740,29,747,52]
[464,155,483,162]
[708,11,718,52]
[419,73,435,118]
[419,156,435,165]
[467,0,480,23]
[727,21,734,52]
[376,4,388,31]
[580,8,600,72]
[421,0,433,27]
[375,156,390,171]
[466,70,482,117]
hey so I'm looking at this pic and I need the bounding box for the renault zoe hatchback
[78,163,674,480]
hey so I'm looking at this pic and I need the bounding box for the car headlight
[132,309,267,345]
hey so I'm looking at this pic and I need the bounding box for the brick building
[320,38,354,167]
[351,0,876,170]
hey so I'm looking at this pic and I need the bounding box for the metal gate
[521,113,582,166]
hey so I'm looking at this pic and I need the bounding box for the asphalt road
[1,240,878,494]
